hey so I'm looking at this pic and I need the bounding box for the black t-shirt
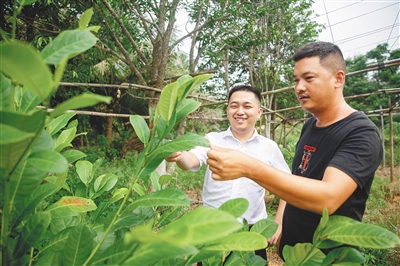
[279,111,383,256]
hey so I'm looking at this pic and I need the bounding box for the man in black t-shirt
[205,42,383,260]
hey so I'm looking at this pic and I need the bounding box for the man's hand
[165,151,183,163]
[206,144,248,180]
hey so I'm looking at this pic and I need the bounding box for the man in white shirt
[166,85,291,263]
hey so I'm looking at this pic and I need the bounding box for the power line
[387,9,400,45]
[335,23,399,45]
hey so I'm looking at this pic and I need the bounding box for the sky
[176,1,400,60]
[312,0,400,59]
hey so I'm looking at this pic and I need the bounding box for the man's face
[293,56,338,114]
[227,90,262,134]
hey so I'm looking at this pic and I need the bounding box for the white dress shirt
[189,127,291,224]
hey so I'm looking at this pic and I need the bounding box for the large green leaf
[155,82,178,122]
[136,133,208,180]
[161,206,243,246]
[218,198,249,219]
[40,29,98,65]
[46,196,97,218]
[129,115,150,145]
[0,123,35,144]
[322,247,365,265]
[46,112,76,136]
[157,206,182,228]
[40,227,73,255]
[78,7,93,29]
[27,150,68,173]
[49,93,111,118]
[49,216,80,235]
[54,127,76,152]
[176,74,212,103]
[14,85,41,113]
[91,173,118,199]
[175,99,201,124]
[124,242,198,266]
[35,252,63,266]
[62,224,94,266]
[326,223,400,249]
[250,219,278,240]
[283,243,325,265]
[12,183,59,230]
[13,211,51,258]
[0,110,46,172]
[202,232,266,251]
[0,41,53,101]
[10,160,48,204]
[61,149,87,164]
[89,241,133,265]
[0,73,11,110]
[111,207,154,232]
[76,160,93,186]
[124,188,190,213]
[17,0,38,6]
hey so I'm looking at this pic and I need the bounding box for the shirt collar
[223,126,261,142]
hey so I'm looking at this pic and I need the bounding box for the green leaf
[125,188,190,213]
[13,211,51,258]
[0,110,46,173]
[49,93,111,118]
[250,219,278,240]
[283,243,325,265]
[46,112,76,136]
[62,224,94,266]
[76,160,93,186]
[41,29,98,65]
[159,174,173,187]
[50,216,79,235]
[156,82,178,122]
[0,123,35,144]
[17,0,38,6]
[161,206,243,246]
[150,171,161,191]
[61,149,86,164]
[14,85,41,113]
[108,188,129,205]
[322,247,365,265]
[327,223,400,249]
[176,74,212,103]
[35,252,63,266]
[89,241,131,265]
[78,8,93,29]
[92,173,118,199]
[9,160,48,204]
[111,208,154,232]
[0,73,11,111]
[157,206,182,228]
[218,198,249,218]
[203,232,267,251]
[52,56,68,93]
[129,115,150,145]
[54,127,76,152]
[46,196,97,218]
[40,227,73,255]
[0,41,53,101]
[315,215,361,249]
[136,133,208,180]
[27,150,68,173]
[12,183,59,230]
[132,183,147,197]
[124,242,197,266]
[175,99,201,124]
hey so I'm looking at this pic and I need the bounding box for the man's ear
[334,70,345,88]
[257,107,262,119]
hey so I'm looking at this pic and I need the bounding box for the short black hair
[292,41,346,74]
[228,85,262,105]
